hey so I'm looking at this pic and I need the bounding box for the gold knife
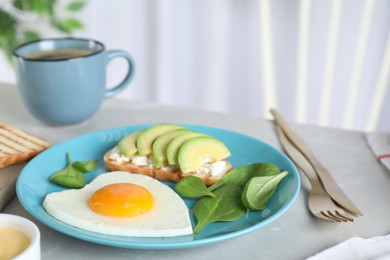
[270,108,362,216]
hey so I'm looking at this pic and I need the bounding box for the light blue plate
[16,124,300,249]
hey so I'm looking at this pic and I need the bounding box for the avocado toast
[103,123,232,186]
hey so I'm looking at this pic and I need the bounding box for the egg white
[43,171,193,237]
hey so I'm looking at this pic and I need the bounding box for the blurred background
[1,0,389,131]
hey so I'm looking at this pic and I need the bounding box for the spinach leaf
[73,159,98,172]
[193,184,246,233]
[50,153,85,188]
[209,162,281,191]
[175,176,215,198]
[242,171,288,210]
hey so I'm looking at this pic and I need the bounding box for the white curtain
[89,0,264,117]
[1,0,389,131]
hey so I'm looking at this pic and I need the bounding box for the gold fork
[276,126,354,222]
[270,108,362,216]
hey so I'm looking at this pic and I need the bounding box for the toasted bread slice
[0,124,50,168]
[103,151,232,186]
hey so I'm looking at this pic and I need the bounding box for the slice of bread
[103,151,232,186]
[0,124,51,168]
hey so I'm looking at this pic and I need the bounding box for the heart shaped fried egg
[43,171,193,237]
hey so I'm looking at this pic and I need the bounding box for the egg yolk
[89,183,154,217]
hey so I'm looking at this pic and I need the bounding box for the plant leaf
[50,18,71,33]
[50,17,84,34]
[0,10,17,32]
[242,171,288,210]
[66,1,86,11]
[209,162,281,191]
[13,0,34,11]
[193,184,246,233]
[61,18,84,30]
[0,28,19,64]
[46,0,56,16]
[175,176,215,198]
[23,30,40,42]
[51,18,84,34]
[31,0,47,15]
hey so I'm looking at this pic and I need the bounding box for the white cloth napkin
[366,132,390,171]
[307,235,390,260]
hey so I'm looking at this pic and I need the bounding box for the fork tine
[275,125,357,223]
[320,211,342,222]
[327,211,348,222]
[335,211,354,222]
[321,210,354,222]
[316,212,337,222]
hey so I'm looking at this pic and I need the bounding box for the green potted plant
[0,0,86,64]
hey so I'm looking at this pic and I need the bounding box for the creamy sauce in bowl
[0,226,30,260]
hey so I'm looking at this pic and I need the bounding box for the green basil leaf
[209,162,281,191]
[73,159,98,172]
[50,153,85,188]
[242,171,288,210]
[175,176,215,198]
[193,184,246,233]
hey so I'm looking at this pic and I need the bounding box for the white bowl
[0,213,40,260]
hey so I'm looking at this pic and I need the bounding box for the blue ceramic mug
[13,37,135,125]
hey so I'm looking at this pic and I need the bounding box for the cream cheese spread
[108,147,130,162]
[108,147,154,167]
[108,146,229,177]
[195,160,229,177]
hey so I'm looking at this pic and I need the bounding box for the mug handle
[104,50,135,99]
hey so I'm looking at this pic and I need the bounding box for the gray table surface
[1,82,390,260]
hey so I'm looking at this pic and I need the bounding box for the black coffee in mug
[24,49,93,60]
[13,37,135,125]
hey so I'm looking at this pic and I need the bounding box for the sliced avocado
[166,132,207,165]
[178,136,231,174]
[136,123,185,156]
[117,130,142,157]
[152,129,193,168]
